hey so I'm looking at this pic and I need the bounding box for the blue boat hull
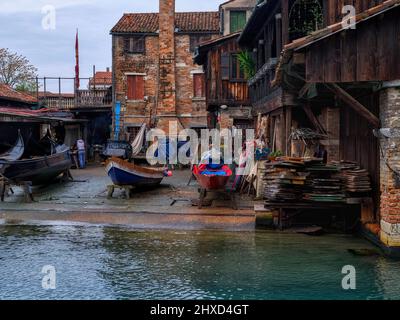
[105,158,164,187]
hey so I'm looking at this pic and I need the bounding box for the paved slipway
[0,166,256,231]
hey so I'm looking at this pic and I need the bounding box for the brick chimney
[157,0,178,133]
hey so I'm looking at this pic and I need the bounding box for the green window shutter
[230,11,246,33]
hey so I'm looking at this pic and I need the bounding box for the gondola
[105,157,167,187]
[0,131,24,162]
[0,139,72,185]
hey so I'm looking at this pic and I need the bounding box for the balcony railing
[34,77,112,110]
[248,58,279,104]
[75,89,112,108]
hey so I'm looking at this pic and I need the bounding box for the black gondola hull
[0,149,71,185]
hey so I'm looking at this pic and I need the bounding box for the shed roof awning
[0,107,87,123]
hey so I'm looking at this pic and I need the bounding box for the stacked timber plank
[263,161,307,202]
[332,161,372,194]
[303,163,345,202]
[264,157,346,203]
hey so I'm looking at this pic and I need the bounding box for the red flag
[75,29,80,89]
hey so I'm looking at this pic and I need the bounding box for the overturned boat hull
[105,157,165,187]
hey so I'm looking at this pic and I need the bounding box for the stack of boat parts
[332,161,372,195]
[263,158,307,202]
[303,161,345,202]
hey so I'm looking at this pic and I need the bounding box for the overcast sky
[0,0,222,91]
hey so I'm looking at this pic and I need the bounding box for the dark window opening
[221,52,230,80]
[126,126,141,143]
[124,36,145,54]
[230,54,245,80]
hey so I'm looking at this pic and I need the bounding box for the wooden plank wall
[206,38,250,106]
[324,0,385,25]
[305,8,400,83]
[340,92,380,210]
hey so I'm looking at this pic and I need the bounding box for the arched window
[289,0,324,40]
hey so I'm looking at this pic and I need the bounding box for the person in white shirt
[76,139,86,169]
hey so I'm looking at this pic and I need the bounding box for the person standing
[76,138,86,169]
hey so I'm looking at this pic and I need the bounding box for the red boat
[192,164,233,190]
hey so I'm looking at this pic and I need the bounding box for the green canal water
[0,222,399,300]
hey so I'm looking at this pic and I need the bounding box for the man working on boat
[76,138,86,169]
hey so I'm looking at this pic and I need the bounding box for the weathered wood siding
[305,7,400,83]
[205,38,250,106]
[340,92,380,207]
[323,0,385,25]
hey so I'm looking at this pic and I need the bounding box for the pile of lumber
[333,161,372,194]
[303,163,345,202]
[263,159,308,202]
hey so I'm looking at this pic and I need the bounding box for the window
[230,54,245,80]
[190,34,212,52]
[193,73,205,98]
[230,11,247,33]
[124,36,145,54]
[127,75,144,100]
[126,126,141,143]
[221,52,230,80]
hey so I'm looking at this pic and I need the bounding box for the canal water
[0,222,399,300]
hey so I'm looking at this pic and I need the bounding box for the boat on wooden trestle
[105,157,167,187]
[0,140,72,185]
[193,164,233,190]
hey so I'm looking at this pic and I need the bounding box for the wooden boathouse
[238,0,400,255]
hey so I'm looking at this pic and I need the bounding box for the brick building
[110,0,221,138]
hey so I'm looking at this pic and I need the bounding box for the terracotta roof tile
[0,84,37,104]
[89,71,112,86]
[111,12,220,34]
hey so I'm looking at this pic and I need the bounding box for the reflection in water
[0,223,399,300]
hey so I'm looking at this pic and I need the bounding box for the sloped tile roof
[89,71,112,86]
[111,12,220,34]
[0,83,37,104]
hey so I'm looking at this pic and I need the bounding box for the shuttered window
[127,75,145,100]
[221,52,230,80]
[230,11,247,33]
[230,54,245,80]
[124,36,145,54]
[193,73,205,98]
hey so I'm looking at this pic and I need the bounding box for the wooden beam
[281,0,289,45]
[302,104,327,134]
[326,83,380,128]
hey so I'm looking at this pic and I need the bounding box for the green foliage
[237,51,255,80]
[289,0,324,37]
[270,150,283,158]
[15,81,38,93]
